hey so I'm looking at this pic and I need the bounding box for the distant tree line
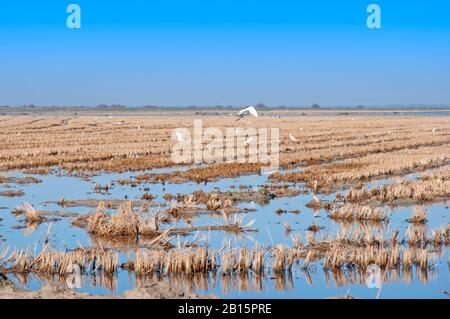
[1,103,449,111]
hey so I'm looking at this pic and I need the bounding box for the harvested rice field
[0,110,449,299]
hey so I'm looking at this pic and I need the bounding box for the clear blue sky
[1,0,449,106]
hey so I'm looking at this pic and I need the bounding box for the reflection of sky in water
[0,169,448,298]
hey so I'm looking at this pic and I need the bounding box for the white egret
[237,106,258,121]
[244,136,254,144]
[175,131,184,141]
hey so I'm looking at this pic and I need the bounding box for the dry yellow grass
[344,169,450,203]
[1,223,446,280]
[0,246,118,275]
[407,206,428,224]
[328,204,389,222]
[0,115,448,181]
[272,144,450,192]
[0,112,448,294]
[86,202,159,237]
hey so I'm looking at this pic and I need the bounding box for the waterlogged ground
[0,167,449,299]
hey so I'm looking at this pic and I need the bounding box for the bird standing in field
[313,195,320,205]
[244,136,254,144]
[175,131,184,141]
[237,106,258,121]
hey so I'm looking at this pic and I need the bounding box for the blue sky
[0,0,449,106]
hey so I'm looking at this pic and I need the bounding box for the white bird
[300,127,304,131]
[82,131,85,138]
[313,195,320,204]
[244,136,254,144]
[237,106,258,121]
[137,125,141,131]
[175,131,184,141]
[289,134,298,142]
[432,128,436,133]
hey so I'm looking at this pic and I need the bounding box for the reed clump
[428,224,450,246]
[307,224,324,232]
[271,245,295,273]
[334,225,388,247]
[405,224,426,246]
[0,190,25,197]
[19,203,47,225]
[322,241,435,272]
[87,202,159,237]
[407,206,428,224]
[328,204,388,222]
[0,246,119,276]
[132,247,217,276]
[141,192,154,201]
[306,195,321,208]
[172,188,299,209]
[344,172,449,203]
[406,223,450,246]
[220,246,265,275]
[323,244,396,270]
[283,222,292,233]
[130,246,265,277]
[206,196,222,211]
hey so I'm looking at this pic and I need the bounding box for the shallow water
[0,168,448,299]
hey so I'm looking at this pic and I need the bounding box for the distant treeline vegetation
[0,103,449,111]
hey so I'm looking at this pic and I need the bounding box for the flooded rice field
[0,114,448,298]
[0,166,448,299]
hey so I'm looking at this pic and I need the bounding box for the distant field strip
[0,115,448,183]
